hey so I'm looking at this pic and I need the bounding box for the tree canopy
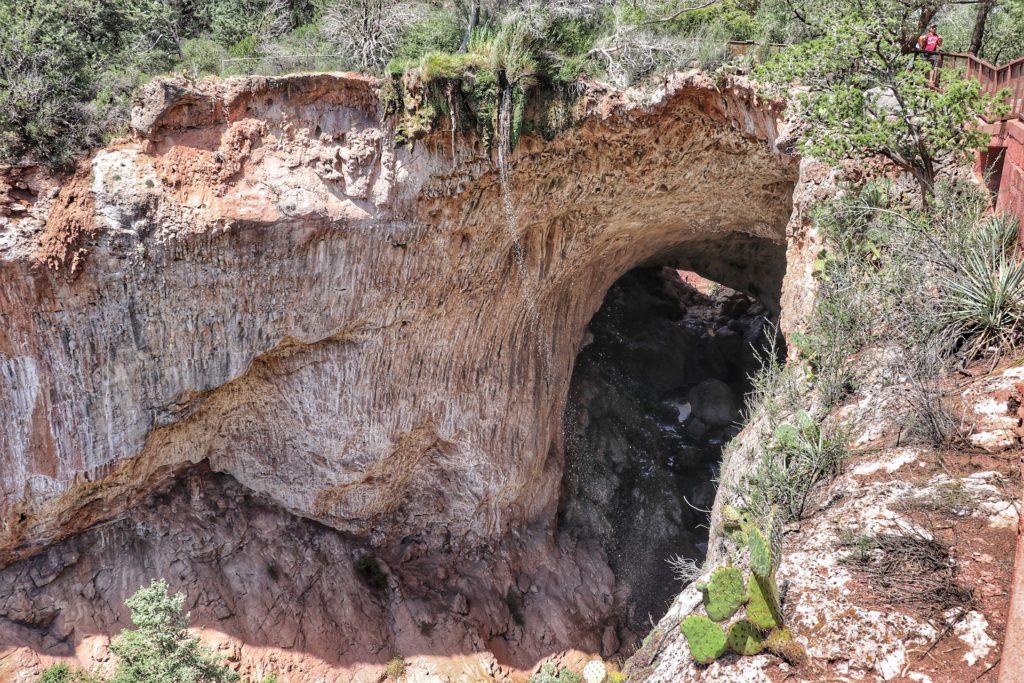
[759,8,1008,197]
[0,0,1021,169]
[108,579,239,683]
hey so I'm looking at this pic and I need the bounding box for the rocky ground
[0,466,620,682]
[626,361,1023,683]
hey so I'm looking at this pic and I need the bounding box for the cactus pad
[765,627,808,665]
[698,566,748,621]
[582,659,606,683]
[680,615,727,664]
[748,526,773,578]
[747,574,783,631]
[726,619,765,656]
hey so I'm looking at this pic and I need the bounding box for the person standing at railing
[917,24,944,88]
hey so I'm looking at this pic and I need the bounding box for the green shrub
[418,52,488,81]
[182,38,226,77]
[744,410,847,523]
[109,579,239,683]
[39,664,103,683]
[0,2,99,168]
[228,35,261,60]
[208,0,271,47]
[527,662,582,683]
[385,655,406,680]
[357,554,388,590]
[392,12,463,64]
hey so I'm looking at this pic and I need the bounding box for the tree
[460,0,481,52]
[759,9,1005,199]
[977,0,1024,62]
[109,579,239,683]
[970,0,996,54]
[759,0,943,47]
[322,0,423,70]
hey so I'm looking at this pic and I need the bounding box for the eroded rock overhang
[0,70,800,562]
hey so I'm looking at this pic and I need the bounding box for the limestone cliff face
[1,72,797,555]
[0,70,802,679]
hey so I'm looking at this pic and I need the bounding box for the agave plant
[940,224,1024,360]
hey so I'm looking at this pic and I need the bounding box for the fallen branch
[641,0,721,26]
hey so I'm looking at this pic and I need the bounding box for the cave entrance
[560,265,781,632]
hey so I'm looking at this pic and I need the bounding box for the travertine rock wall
[0,70,804,680]
[0,71,797,559]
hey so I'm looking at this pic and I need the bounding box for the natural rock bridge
[0,72,809,680]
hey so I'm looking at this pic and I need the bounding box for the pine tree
[109,579,239,683]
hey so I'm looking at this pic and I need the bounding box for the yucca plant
[939,218,1024,360]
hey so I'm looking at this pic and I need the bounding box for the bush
[39,664,102,683]
[0,2,101,169]
[392,12,463,64]
[385,655,406,680]
[208,0,272,47]
[743,410,847,523]
[527,663,583,683]
[357,554,388,590]
[182,38,226,77]
[109,579,239,683]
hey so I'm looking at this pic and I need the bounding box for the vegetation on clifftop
[4,0,1023,169]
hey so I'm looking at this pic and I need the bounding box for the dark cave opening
[560,266,781,631]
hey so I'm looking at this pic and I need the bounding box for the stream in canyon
[560,266,778,631]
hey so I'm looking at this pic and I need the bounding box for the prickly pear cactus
[746,574,782,631]
[726,619,765,656]
[697,566,748,621]
[764,627,808,665]
[722,505,757,544]
[681,520,797,666]
[582,659,606,683]
[680,615,727,664]
[748,526,773,578]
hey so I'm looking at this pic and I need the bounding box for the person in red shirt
[917,24,944,88]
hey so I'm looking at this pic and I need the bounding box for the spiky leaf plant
[939,229,1024,359]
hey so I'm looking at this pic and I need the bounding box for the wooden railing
[726,41,1024,122]
[931,51,1024,121]
[726,40,787,58]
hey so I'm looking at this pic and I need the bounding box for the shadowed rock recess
[562,267,779,633]
[0,72,801,680]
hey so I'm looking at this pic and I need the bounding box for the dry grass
[841,527,974,620]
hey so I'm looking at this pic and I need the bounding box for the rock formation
[0,71,801,680]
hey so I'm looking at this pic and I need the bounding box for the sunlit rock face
[0,71,801,679]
